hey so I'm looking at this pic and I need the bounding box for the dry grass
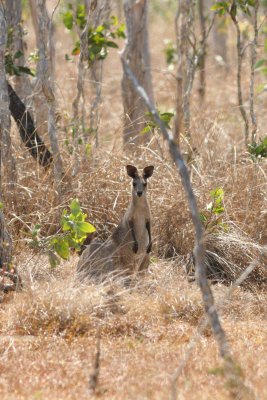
[0,259,267,399]
[1,3,267,399]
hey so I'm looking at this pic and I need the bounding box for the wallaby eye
[143,182,147,187]
[133,182,136,187]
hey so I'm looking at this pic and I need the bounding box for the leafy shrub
[30,199,95,267]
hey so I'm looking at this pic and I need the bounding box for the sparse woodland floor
[0,4,267,400]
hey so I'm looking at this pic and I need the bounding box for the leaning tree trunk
[5,0,32,104]
[35,0,63,195]
[0,5,17,187]
[8,83,53,168]
[121,0,154,146]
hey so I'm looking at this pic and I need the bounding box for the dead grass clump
[203,229,266,286]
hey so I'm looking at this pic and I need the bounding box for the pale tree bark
[229,2,250,146]
[29,0,49,137]
[5,0,32,103]
[249,0,259,144]
[35,0,63,195]
[173,0,195,151]
[198,0,206,100]
[72,2,91,176]
[0,5,21,291]
[89,0,111,147]
[173,1,214,150]
[121,0,154,146]
[0,5,17,187]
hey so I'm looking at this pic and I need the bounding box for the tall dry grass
[0,6,266,399]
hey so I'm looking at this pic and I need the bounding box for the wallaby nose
[137,191,143,197]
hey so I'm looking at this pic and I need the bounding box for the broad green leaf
[62,11,73,30]
[70,199,81,216]
[254,59,265,70]
[54,238,70,260]
[106,41,119,48]
[77,222,96,233]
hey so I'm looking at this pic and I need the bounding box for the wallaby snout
[137,191,143,197]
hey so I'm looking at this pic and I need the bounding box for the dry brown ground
[1,3,267,400]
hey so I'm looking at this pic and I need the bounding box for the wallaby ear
[126,165,138,179]
[143,165,154,180]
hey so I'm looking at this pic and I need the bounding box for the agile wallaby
[77,165,154,282]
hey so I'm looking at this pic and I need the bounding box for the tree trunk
[89,0,111,147]
[198,0,206,100]
[5,0,32,104]
[173,0,195,151]
[35,0,63,195]
[0,4,13,273]
[0,5,17,187]
[121,0,154,146]
[8,83,53,168]
[29,0,49,137]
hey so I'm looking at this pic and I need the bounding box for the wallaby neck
[131,194,148,208]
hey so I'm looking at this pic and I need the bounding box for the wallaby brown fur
[77,165,154,282]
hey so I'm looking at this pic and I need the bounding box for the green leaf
[254,59,265,70]
[106,41,119,48]
[0,202,3,210]
[18,66,35,76]
[140,125,153,135]
[77,222,96,233]
[62,11,73,30]
[54,238,70,260]
[70,199,81,216]
[14,50,23,59]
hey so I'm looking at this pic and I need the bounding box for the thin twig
[88,334,101,393]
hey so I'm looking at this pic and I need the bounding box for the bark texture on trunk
[35,0,63,194]
[0,5,13,272]
[121,0,154,146]
[0,5,17,186]
[8,83,53,168]
[6,0,32,103]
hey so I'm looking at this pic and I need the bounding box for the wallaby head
[126,165,154,198]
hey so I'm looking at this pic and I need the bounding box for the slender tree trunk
[5,0,32,104]
[173,0,195,151]
[35,0,63,195]
[0,5,13,271]
[249,0,259,144]
[8,83,53,167]
[89,0,111,147]
[230,7,249,146]
[198,0,206,100]
[121,0,154,146]
[29,0,48,137]
[0,5,17,187]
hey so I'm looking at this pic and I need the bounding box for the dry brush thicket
[0,3,267,400]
